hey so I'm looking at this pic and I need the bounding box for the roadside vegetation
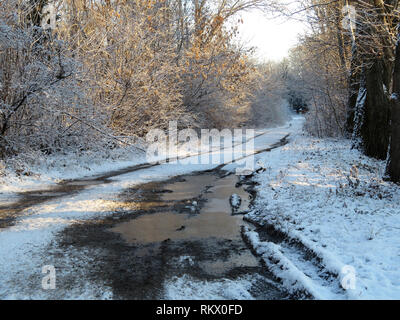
[0,0,291,179]
[279,0,400,183]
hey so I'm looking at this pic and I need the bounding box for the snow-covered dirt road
[2,116,398,300]
[0,119,301,299]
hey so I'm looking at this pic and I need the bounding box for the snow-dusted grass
[0,146,146,195]
[246,123,400,299]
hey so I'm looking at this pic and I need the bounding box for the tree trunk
[387,103,400,182]
[345,0,359,137]
[359,59,391,160]
[345,44,360,136]
[386,26,400,182]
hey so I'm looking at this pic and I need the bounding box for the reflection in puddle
[109,172,265,283]
[111,212,186,243]
[111,174,252,244]
[110,209,244,244]
[203,174,251,215]
[161,175,217,201]
[121,201,170,212]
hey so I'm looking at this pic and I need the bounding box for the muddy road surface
[53,170,288,299]
[0,130,293,299]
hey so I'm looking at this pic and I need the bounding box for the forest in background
[0,0,290,172]
[2,0,400,184]
[275,0,400,183]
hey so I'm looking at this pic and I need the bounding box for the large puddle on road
[107,172,273,297]
[54,158,287,299]
[106,171,274,297]
[111,174,252,244]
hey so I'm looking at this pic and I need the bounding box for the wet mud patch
[51,171,287,299]
[55,219,285,299]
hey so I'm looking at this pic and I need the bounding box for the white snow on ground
[230,194,241,208]
[3,115,397,300]
[244,117,400,299]
[0,147,146,196]
[0,121,296,299]
[164,275,254,300]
